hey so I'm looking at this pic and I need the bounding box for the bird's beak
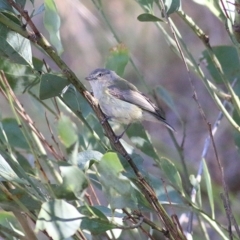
[85,76,96,81]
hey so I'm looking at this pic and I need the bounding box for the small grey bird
[85,68,175,140]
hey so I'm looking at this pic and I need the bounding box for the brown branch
[7,0,41,36]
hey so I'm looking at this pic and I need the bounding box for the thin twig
[220,193,233,240]
[0,71,64,160]
[88,183,101,205]
[122,209,155,240]
[185,79,238,236]
[45,112,64,157]
[209,123,240,239]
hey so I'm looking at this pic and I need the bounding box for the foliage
[0,0,239,239]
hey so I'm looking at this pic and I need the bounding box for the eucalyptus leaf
[149,172,184,205]
[164,0,181,15]
[44,0,63,55]
[137,13,163,22]
[57,165,88,199]
[75,150,103,170]
[0,118,29,150]
[105,44,129,77]
[136,0,154,11]
[0,0,13,12]
[156,157,184,193]
[39,73,69,100]
[203,158,215,219]
[36,200,82,239]
[57,114,78,148]
[80,217,116,235]
[0,154,24,183]
[79,205,108,220]
[0,57,38,94]
[79,114,108,152]
[0,187,41,211]
[92,206,125,218]
[16,0,26,7]
[126,122,159,160]
[33,3,45,17]
[201,46,240,84]
[97,152,138,209]
[0,22,32,66]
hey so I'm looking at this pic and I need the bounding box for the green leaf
[232,109,240,153]
[97,152,138,209]
[0,154,23,183]
[79,113,108,152]
[61,85,91,117]
[0,22,32,66]
[16,0,26,7]
[56,165,88,199]
[156,157,184,193]
[105,43,129,77]
[136,0,154,11]
[201,46,240,83]
[148,173,184,205]
[36,200,82,239]
[155,86,180,120]
[15,151,34,175]
[44,0,63,55]
[79,205,108,220]
[0,118,29,149]
[57,114,78,148]
[32,57,45,72]
[80,217,116,235]
[165,0,181,15]
[126,122,159,160]
[1,11,22,25]
[33,4,45,17]
[203,158,215,219]
[137,13,163,22]
[74,150,103,170]
[0,1,13,12]
[0,187,41,211]
[0,211,22,239]
[0,57,38,94]
[39,73,69,100]
[91,206,125,218]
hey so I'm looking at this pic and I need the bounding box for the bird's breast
[98,93,143,125]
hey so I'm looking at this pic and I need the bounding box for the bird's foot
[114,133,123,143]
[114,124,131,143]
[101,116,111,125]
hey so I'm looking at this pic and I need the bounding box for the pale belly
[98,95,143,125]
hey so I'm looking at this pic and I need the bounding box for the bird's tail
[162,120,176,132]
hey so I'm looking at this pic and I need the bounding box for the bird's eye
[98,73,102,77]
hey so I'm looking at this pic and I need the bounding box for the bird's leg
[114,124,131,143]
[101,115,111,125]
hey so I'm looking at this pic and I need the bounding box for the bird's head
[85,68,118,84]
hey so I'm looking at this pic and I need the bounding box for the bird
[85,68,175,141]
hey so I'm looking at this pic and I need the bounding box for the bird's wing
[108,79,165,120]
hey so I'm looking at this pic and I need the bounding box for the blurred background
[25,0,240,192]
